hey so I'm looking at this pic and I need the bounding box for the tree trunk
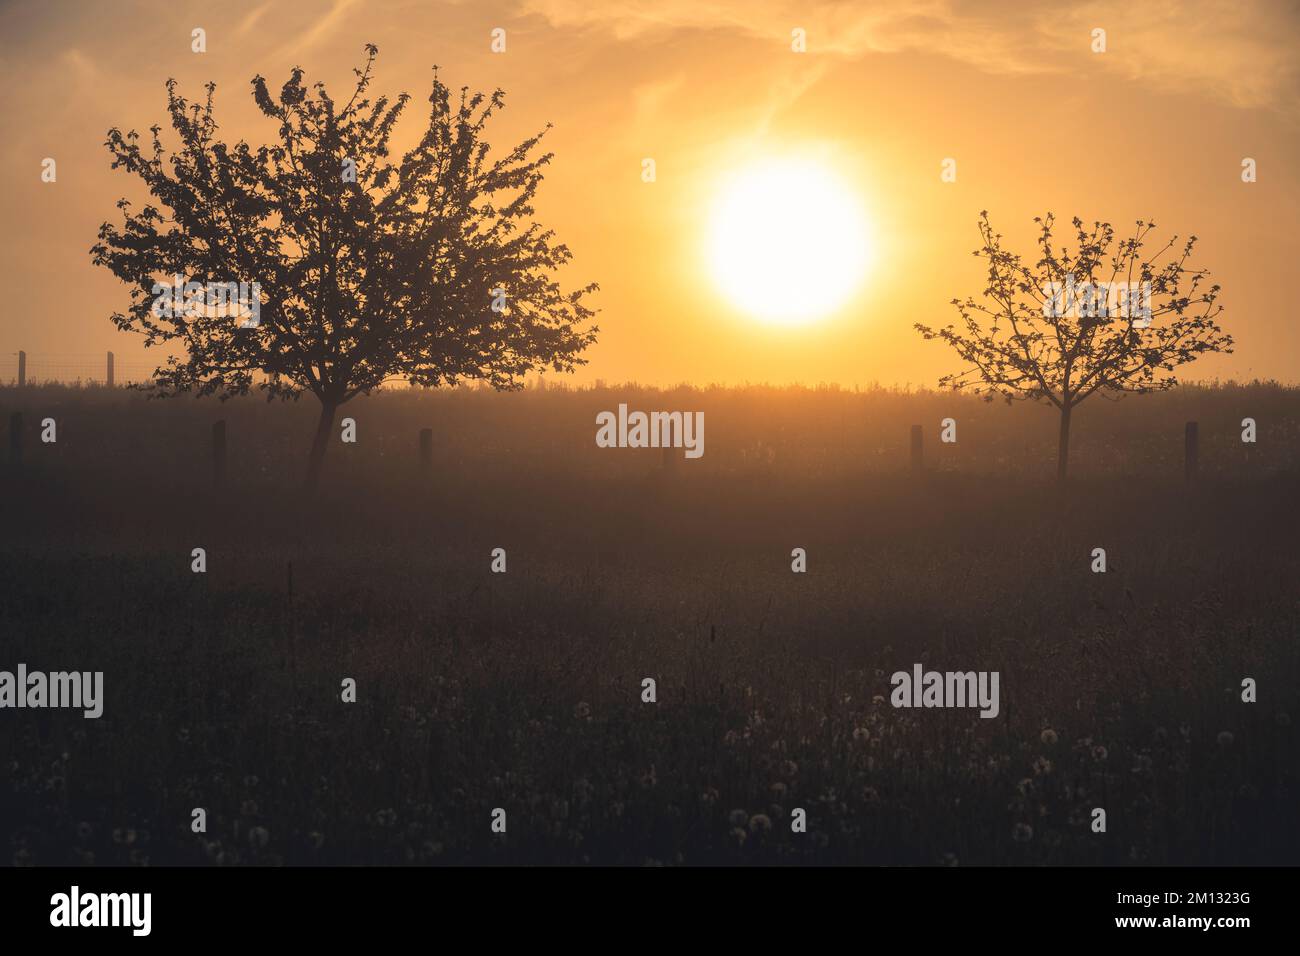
[1056,403,1072,482]
[305,397,339,491]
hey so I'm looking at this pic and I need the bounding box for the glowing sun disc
[707,158,871,325]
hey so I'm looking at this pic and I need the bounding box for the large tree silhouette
[91,45,598,487]
[916,211,1230,480]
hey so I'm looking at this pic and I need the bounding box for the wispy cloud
[269,0,363,63]
[1034,0,1300,111]
[237,1,272,36]
[520,0,1300,111]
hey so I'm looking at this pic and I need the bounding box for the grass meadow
[2,381,1298,865]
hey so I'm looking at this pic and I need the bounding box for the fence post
[8,412,20,466]
[106,352,114,388]
[17,350,25,387]
[910,424,923,472]
[419,428,433,472]
[212,420,227,485]
[1184,421,1198,481]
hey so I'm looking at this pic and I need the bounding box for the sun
[706,158,871,325]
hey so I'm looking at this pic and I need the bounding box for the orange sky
[2,0,1298,386]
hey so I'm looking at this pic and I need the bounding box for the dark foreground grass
[1,384,1298,865]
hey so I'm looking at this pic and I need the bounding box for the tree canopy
[916,211,1230,478]
[91,45,598,483]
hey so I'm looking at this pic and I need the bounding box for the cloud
[268,0,363,63]
[59,48,100,82]
[237,2,272,36]
[1035,0,1300,111]
[520,0,1300,111]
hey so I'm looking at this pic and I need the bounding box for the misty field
[2,381,1299,865]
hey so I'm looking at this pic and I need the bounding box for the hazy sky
[2,0,1297,386]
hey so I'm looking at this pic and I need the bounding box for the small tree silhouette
[916,211,1230,480]
[91,45,598,487]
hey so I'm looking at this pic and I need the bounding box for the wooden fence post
[8,411,21,466]
[419,428,433,472]
[106,351,115,388]
[1184,421,1198,481]
[910,424,923,472]
[17,350,25,387]
[212,420,227,485]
